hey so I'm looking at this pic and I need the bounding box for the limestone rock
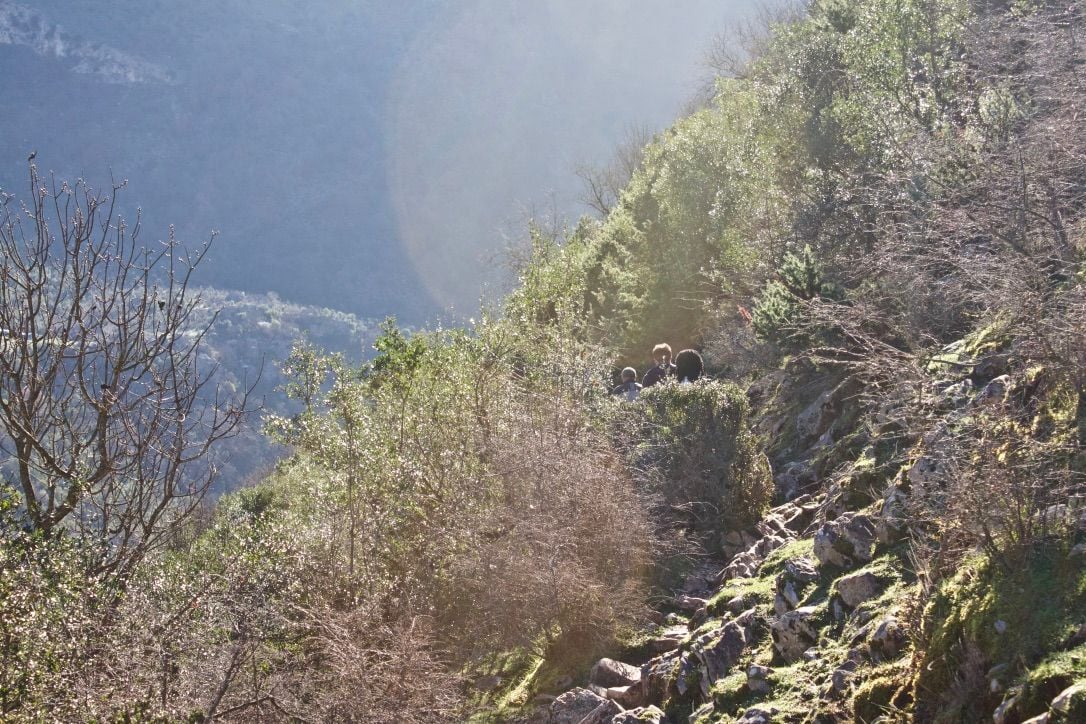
[973,374,1011,407]
[835,570,882,609]
[550,688,608,724]
[870,617,907,660]
[580,698,622,724]
[695,618,749,693]
[1052,682,1086,715]
[737,706,780,723]
[774,557,819,615]
[813,513,876,569]
[907,456,948,488]
[747,664,772,694]
[771,605,820,662]
[774,460,816,502]
[876,484,909,545]
[647,625,687,655]
[604,684,642,709]
[797,389,836,443]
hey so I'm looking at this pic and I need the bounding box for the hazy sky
[1,1,760,321]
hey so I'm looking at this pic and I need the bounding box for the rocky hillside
[519,325,1086,722]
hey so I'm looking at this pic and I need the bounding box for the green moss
[913,544,1086,721]
[851,659,913,722]
[1017,643,1086,718]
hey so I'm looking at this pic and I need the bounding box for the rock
[579,698,622,724]
[647,625,687,655]
[549,688,608,724]
[640,653,680,705]
[870,617,907,660]
[935,378,975,410]
[774,557,819,615]
[797,389,836,443]
[694,618,750,692]
[972,353,1010,382]
[813,513,877,569]
[747,664,772,694]
[993,690,1019,724]
[737,706,780,723]
[613,705,667,723]
[973,374,1011,407]
[771,606,820,662]
[907,456,948,488]
[994,619,1007,635]
[1020,714,1049,724]
[726,593,751,614]
[688,703,715,723]
[835,571,882,609]
[605,684,643,709]
[1051,682,1086,714]
[876,485,909,545]
[674,594,709,613]
[774,460,816,502]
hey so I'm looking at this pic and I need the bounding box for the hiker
[674,348,704,383]
[642,343,676,388]
[611,367,642,401]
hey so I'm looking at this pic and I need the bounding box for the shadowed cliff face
[1,0,755,321]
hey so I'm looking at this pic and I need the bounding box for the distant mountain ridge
[0,1,172,84]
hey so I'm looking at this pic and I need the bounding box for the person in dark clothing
[674,348,704,383]
[642,343,676,387]
[611,367,642,401]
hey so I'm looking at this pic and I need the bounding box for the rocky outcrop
[813,513,876,569]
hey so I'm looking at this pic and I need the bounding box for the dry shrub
[438,388,655,659]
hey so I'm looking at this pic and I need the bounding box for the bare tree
[575,125,653,217]
[0,163,250,574]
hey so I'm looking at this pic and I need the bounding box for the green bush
[622,380,772,540]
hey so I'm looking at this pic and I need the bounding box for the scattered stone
[993,689,1020,724]
[613,705,667,724]
[771,606,820,662]
[994,619,1008,635]
[737,706,780,723]
[973,374,1011,407]
[908,456,948,488]
[747,664,772,694]
[870,617,907,660]
[726,593,751,614]
[935,378,975,410]
[549,688,608,724]
[813,513,877,569]
[688,606,709,631]
[835,570,883,609]
[640,654,679,705]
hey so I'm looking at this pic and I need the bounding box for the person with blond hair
[642,343,676,387]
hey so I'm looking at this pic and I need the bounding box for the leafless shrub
[439,388,655,659]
